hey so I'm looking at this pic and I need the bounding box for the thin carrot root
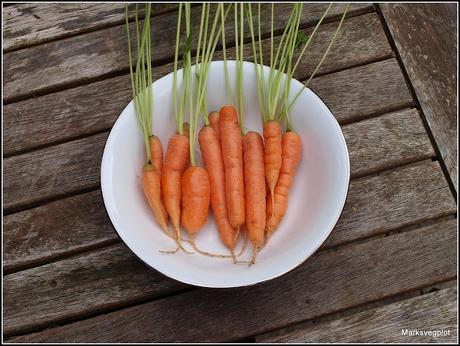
[250,244,259,265]
[176,228,195,254]
[236,229,248,257]
[188,235,234,259]
[159,243,180,254]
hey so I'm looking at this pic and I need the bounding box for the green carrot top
[126,4,154,163]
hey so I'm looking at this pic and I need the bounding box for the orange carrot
[142,163,169,233]
[208,111,220,141]
[181,166,210,234]
[219,105,245,230]
[243,131,266,262]
[266,130,302,234]
[126,4,171,243]
[263,120,283,208]
[162,134,190,242]
[149,135,163,175]
[199,126,237,250]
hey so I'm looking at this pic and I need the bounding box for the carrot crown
[126,4,154,163]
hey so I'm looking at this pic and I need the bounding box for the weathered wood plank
[4,133,107,212]
[326,161,455,248]
[254,279,458,343]
[381,4,457,191]
[309,59,413,122]
[3,12,391,155]
[3,59,413,211]
[3,3,372,102]
[3,162,456,336]
[344,108,434,177]
[3,190,114,272]
[3,244,188,336]
[257,287,457,343]
[6,217,457,342]
[3,3,178,52]
[3,110,441,272]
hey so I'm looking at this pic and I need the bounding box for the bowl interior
[101,60,349,288]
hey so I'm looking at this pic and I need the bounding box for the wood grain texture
[254,279,457,343]
[3,59,413,211]
[3,110,439,272]
[257,286,458,343]
[344,108,434,177]
[3,3,372,102]
[326,161,455,248]
[3,12,391,156]
[7,217,457,342]
[3,244,188,336]
[3,190,114,272]
[3,3,178,52]
[309,59,413,122]
[3,162,456,336]
[4,133,107,212]
[381,3,458,190]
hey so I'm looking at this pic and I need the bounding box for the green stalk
[236,3,245,132]
[282,4,303,128]
[246,4,265,123]
[194,3,207,122]
[172,4,183,132]
[126,4,154,162]
[291,3,332,75]
[288,4,349,111]
[268,4,295,101]
[196,3,226,125]
[221,3,233,105]
[257,3,268,121]
[269,5,299,120]
[234,3,239,108]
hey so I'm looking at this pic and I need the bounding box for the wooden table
[3,3,457,343]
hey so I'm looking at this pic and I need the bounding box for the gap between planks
[254,281,457,343]
[4,215,456,338]
[3,105,441,274]
[4,215,456,341]
[3,55,396,159]
[3,58,416,213]
[3,5,374,105]
[3,3,184,54]
[3,153,442,276]
[375,4,457,201]
[2,101,425,217]
[3,11,395,157]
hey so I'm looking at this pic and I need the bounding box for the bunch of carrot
[125,3,348,264]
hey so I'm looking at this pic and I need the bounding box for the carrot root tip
[236,229,248,257]
[189,236,234,259]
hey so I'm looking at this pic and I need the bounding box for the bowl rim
[100,60,350,288]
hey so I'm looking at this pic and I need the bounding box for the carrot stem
[172,4,183,132]
[126,4,154,162]
[288,4,349,111]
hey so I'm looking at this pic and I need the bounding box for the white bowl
[101,60,350,288]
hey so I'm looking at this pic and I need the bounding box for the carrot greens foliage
[246,3,349,130]
[125,4,154,162]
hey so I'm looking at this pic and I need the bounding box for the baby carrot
[266,130,302,235]
[243,131,266,263]
[220,105,245,230]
